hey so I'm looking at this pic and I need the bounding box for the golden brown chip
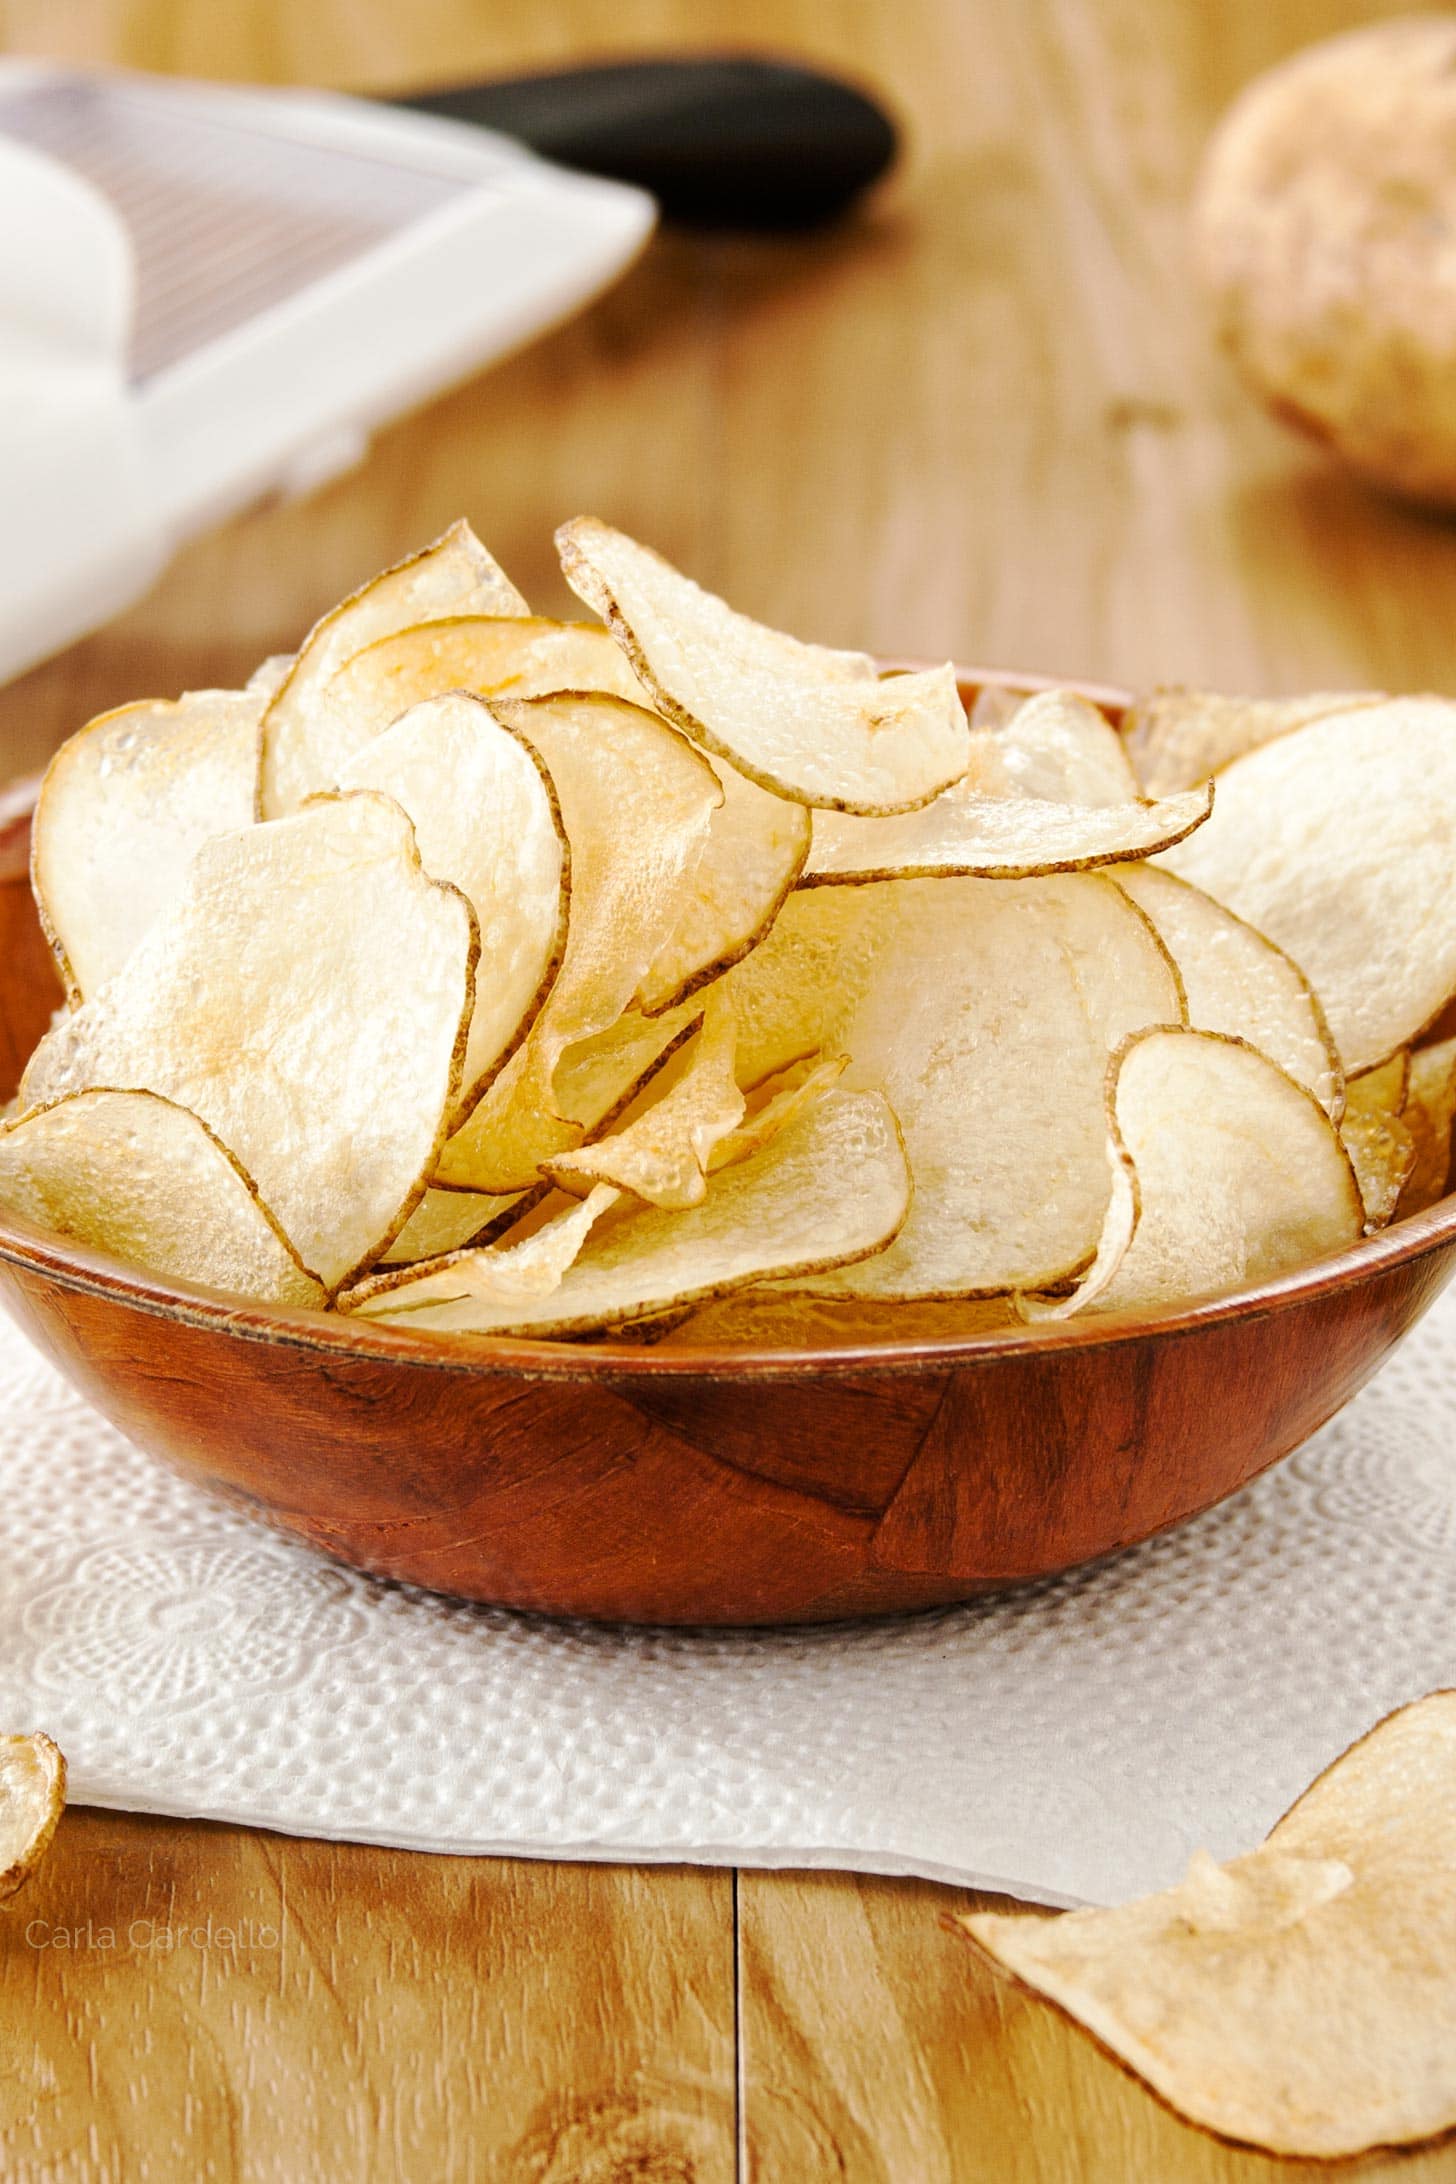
[33,689,264,1003]
[0,1090,326,1305]
[1023,1028,1363,1319]
[432,694,720,1192]
[346,1088,910,1336]
[1399,1037,1456,1216]
[544,996,744,1208]
[0,1732,66,1902]
[1341,1053,1416,1231]
[336,692,568,1116]
[1124,686,1384,795]
[21,792,476,1289]
[1157,697,1456,1071]
[721,875,1183,1299]
[1113,863,1341,1115]
[961,1690,1456,2159]
[557,516,971,813]
[259,521,527,817]
[304,615,646,787]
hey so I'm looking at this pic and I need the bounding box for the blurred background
[2,0,1453,782]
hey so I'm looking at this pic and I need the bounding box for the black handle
[389,55,898,230]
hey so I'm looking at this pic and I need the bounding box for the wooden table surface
[3,0,1456,2175]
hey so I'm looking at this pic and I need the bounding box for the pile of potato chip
[7,517,1456,1342]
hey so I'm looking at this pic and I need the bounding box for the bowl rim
[3,666,1453,1385]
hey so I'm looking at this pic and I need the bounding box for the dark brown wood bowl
[2,671,1454,1626]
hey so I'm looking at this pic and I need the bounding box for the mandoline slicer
[0,63,655,684]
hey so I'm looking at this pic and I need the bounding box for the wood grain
[4,0,1456,2173]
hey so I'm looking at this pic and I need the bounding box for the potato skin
[1195,16,1456,509]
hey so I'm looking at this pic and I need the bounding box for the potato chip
[709,1052,848,1172]
[1112,863,1341,1115]
[1026,1029,1363,1319]
[665,1289,1019,1348]
[346,1088,908,1335]
[246,654,294,700]
[803,781,1211,884]
[336,692,568,1115]
[432,694,720,1192]
[557,516,970,813]
[636,753,811,1014]
[1157,697,1456,1071]
[0,1090,327,1305]
[379,1187,529,1266]
[1340,1052,1415,1231]
[299,615,646,790]
[259,521,527,817]
[20,793,476,1289]
[960,1690,1456,2158]
[544,996,744,1207]
[1124,686,1384,794]
[33,689,263,1003]
[1399,1037,1456,1215]
[0,1732,65,1902]
[965,688,1139,806]
[722,875,1183,1298]
[347,1182,620,1319]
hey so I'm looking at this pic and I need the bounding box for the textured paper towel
[1,1291,1453,1909]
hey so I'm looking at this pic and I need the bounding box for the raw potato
[557,516,971,814]
[1124,687,1383,797]
[1157,697,1456,1072]
[0,1091,325,1306]
[33,689,263,1002]
[1195,16,1456,509]
[545,998,745,1208]
[1032,1029,1362,1319]
[1341,1052,1415,1232]
[434,694,720,1193]
[722,875,1184,1298]
[336,693,568,1115]
[965,688,1138,806]
[1112,863,1340,1115]
[636,753,811,1015]
[1400,1037,1456,1216]
[309,615,646,787]
[961,1690,1456,2159]
[346,1089,910,1335]
[803,781,1212,884]
[0,1732,65,1901]
[260,520,527,816]
[20,793,476,1290]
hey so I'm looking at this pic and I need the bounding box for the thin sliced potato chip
[1025,1029,1362,1319]
[346,1182,620,1318]
[21,793,476,1289]
[722,875,1184,1298]
[544,996,744,1207]
[557,516,970,813]
[346,1089,910,1335]
[1157,698,1456,1072]
[1399,1037,1456,1216]
[259,521,527,817]
[709,1052,848,1173]
[636,753,811,1015]
[336,693,568,1115]
[1341,1053,1416,1231]
[246,653,294,700]
[433,694,720,1192]
[33,690,263,1003]
[960,1690,1456,2159]
[803,781,1211,884]
[1112,863,1341,1116]
[380,1186,529,1266]
[1125,686,1385,795]
[965,688,1139,806]
[304,615,646,788]
[0,1732,65,1902]
[0,1090,326,1305]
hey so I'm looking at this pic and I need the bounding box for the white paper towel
[1,1290,1453,1909]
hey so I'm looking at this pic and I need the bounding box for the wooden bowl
[2,672,1454,1627]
